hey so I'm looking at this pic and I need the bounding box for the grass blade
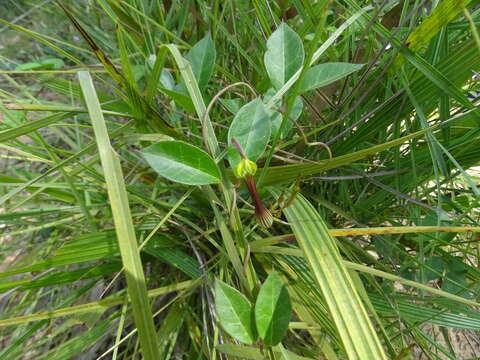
[272,189,387,360]
[77,71,160,359]
[0,281,195,327]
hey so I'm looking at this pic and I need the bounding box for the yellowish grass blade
[78,71,160,360]
[272,189,387,360]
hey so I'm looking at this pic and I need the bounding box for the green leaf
[442,270,469,298]
[403,0,473,56]
[370,294,480,331]
[41,58,64,69]
[216,343,314,360]
[264,88,303,138]
[271,189,388,359]
[38,320,112,360]
[214,280,257,344]
[160,69,175,90]
[185,33,216,90]
[0,281,195,327]
[0,263,121,293]
[144,238,202,279]
[264,23,304,90]
[299,63,364,93]
[443,259,470,298]
[142,141,220,185]
[160,87,195,113]
[0,113,71,143]
[424,256,445,281]
[228,98,271,169]
[78,71,160,359]
[0,231,119,279]
[260,122,447,186]
[254,272,292,345]
[265,7,370,106]
[15,61,43,71]
[164,44,220,155]
[220,98,243,114]
[15,58,64,71]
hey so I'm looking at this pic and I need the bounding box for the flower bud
[235,157,257,178]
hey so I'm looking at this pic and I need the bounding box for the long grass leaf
[0,281,195,327]
[402,0,474,61]
[272,189,387,360]
[261,122,444,186]
[78,71,160,359]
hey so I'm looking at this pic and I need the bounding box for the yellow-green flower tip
[235,157,257,178]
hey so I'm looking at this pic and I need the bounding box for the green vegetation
[1,1,480,359]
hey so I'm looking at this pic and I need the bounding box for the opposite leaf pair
[215,272,292,346]
[265,22,364,94]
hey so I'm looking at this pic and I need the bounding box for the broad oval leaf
[219,97,243,114]
[160,69,175,90]
[424,256,445,281]
[442,259,470,298]
[264,23,304,90]
[160,87,195,113]
[214,280,257,344]
[185,33,216,90]
[442,270,469,298]
[228,98,271,169]
[142,141,220,185]
[299,63,364,93]
[264,88,303,138]
[254,272,291,345]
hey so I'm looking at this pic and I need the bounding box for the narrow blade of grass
[272,189,387,360]
[0,280,196,327]
[77,71,160,360]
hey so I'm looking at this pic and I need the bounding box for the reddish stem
[244,175,273,228]
[245,176,265,214]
